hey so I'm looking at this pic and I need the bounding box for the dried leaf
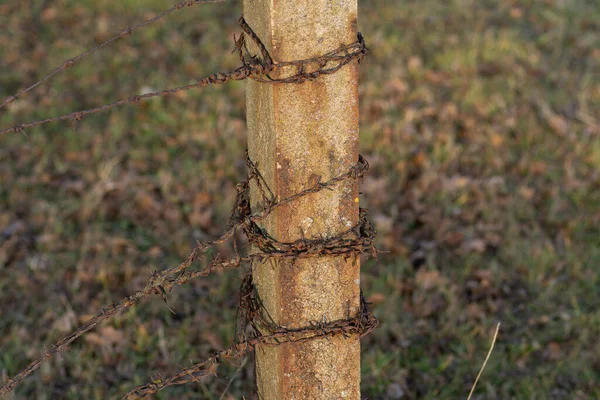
[416,270,445,290]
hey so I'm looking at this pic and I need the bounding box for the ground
[1,0,599,399]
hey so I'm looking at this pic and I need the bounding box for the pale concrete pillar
[243,1,361,399]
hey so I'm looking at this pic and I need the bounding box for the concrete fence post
[243,1,361,398]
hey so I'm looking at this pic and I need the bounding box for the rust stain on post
[244,1,360,398]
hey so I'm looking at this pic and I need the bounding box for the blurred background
[1,0,599,398]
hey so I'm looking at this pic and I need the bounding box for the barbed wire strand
[0,17,366,136]
[0,9,374,398]
[0,154,374,397]
[0,0,225,111]
[0,229,239,396]
[123,303,378,400]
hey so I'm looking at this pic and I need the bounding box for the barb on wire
[0,154,375,397]
[250,32,367,84]
[0,0,225,111]
[0,17,367,136]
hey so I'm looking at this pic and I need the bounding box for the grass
[1,0,599,399]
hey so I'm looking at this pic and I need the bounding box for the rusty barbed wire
[0,0,225,111]
[0,226,240,396]
[0,7,374,398]
[0,17,367,136]
[0,152,376,397]
[122,277,378,400]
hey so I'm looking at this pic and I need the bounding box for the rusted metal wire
[0,8,374,399]
[0,153,377,397]
[122,281,378,400]
[0,0,225,111]
[0,17,367,136]
[0,226,240,396]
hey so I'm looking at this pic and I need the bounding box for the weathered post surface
[244,1,361,398]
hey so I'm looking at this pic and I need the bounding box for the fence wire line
[0,8,375,400]
[0,153,378,398]
[0,17,367,136]
[0,0,225,111]
[123,276,378,400]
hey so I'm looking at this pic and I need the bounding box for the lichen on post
[243,1,361,398]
